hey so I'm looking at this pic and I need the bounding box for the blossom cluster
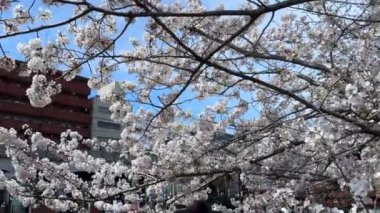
[0,0,379,212]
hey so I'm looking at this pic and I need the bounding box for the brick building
[0,61,96,213]
[0,64,91,140]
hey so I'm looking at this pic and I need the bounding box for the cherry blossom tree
[0,0,379,212]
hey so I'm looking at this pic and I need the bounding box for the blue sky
[1,0,245,61]
[1,0,264,122]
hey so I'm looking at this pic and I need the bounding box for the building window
[97,121,121,130]
[97,106,110,114]
[97,137,119,141]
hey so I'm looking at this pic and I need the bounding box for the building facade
[90,97,122,141]
[89,96,123,162]
[0,63,94,213]
[0,62,93,170]
[0,65,91,140]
